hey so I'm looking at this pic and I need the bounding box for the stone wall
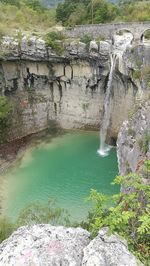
[64,21,150,41]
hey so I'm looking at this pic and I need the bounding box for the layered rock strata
[0,35,141,142]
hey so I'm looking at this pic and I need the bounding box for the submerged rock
[0,225,141,266]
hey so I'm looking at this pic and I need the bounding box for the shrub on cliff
[16,199,70,227]
[80,34,92,50]
[0,217,15,243]
[0,199,70,244]
[0,96,13,142]
[142,66,150,89]
[85,170,150,265]
[45,31,65,55]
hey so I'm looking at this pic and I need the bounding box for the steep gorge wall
[0,59,105,140]
[0,35,148,143]
[117,101,150,175]
[0,59,136,142]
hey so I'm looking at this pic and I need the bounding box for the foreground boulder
[0,225,90,266]
[0,225,141,266]
[82,228,140,266]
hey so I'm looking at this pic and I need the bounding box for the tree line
[0,0,150,29]
[56,0,150,26]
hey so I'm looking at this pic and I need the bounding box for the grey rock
[0,34,149,145]
[66,41,87,55]
[0,225,90,266]
[0,226,141,266]
[89,41,98,52]
[78,42,87,54]
[21,36,47,59]
[117,101,150,175]
[99,41,112,54]
[82,228,141,266]
[66,41,78,55]
[1,35,48,60]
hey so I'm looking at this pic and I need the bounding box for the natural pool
[2,131,119,221]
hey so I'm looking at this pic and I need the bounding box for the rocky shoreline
[0,135,34,216]
[0,129,62,216]
[0,137,31,176]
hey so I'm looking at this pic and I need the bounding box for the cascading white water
[98,31,133,157]
[98,54,116,157]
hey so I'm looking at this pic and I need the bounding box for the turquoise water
[3,131,118,221]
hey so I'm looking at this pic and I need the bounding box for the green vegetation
[127,127,136,137]
[0,198,70,243]
[17,199,70,226]
[82,102,90,111]
[80,34,92,50]
[142,66,150,88]
[56,0,120,26]
[117,0,150,22]
[138,130,150,154]
[0,163,150,265]
[44,31,65,55]
[0,0,56,36]
[128,101,140,119]
[56,0,150,26]
[132,69,141,80]
[144,29,150,40]
[0,0,150,35]
[0,96,13,142]
[0,217,15,243]
[83,170,150,265]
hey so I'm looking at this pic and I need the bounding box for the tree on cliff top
[56,0,150,26]
[56,0,119,25]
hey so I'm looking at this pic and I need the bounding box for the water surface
[2,131,118,221]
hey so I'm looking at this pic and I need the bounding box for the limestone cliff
[0,34,143,143]
[117,101,150,175]
[0,225,141,266]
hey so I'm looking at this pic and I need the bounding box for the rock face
[0,225,90,266]
[0,34,142,143]
[0,225,141,266]
[117,101,150,175]
[82,228,139,266]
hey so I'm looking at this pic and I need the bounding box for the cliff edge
[0,225,141,266]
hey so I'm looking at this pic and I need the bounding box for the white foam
[97,145,111,157]
[98,32,133,155]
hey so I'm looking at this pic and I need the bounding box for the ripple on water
[2,131,119,222]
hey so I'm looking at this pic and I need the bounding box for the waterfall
[98,54,117,157]
[97,31,133,157]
